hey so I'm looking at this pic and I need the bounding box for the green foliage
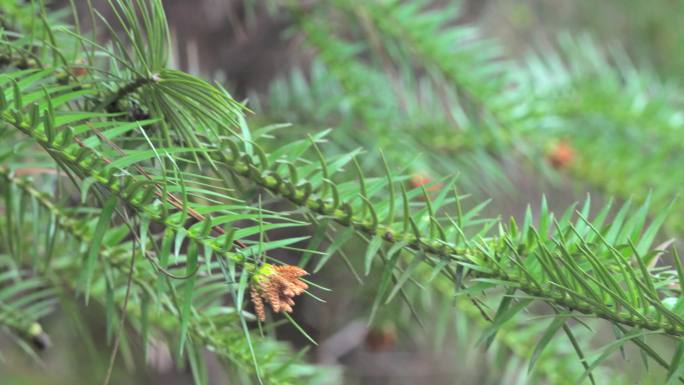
[1,1,683,384]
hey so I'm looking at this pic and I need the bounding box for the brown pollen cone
[249,264,309,321]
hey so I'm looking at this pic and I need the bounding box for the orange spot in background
[71,67,88,77]
[547,141,575,169]
[70,59,88,77]
[410,173,443,192]
[365,325,397,352]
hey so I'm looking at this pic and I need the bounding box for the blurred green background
[2,0,684,384]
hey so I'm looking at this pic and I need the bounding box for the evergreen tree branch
[0,167,335,384]
[7,106,683,339]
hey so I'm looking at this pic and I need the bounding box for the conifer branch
[1,167,331,384]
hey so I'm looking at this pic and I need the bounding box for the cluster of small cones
[249,264,309,321]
